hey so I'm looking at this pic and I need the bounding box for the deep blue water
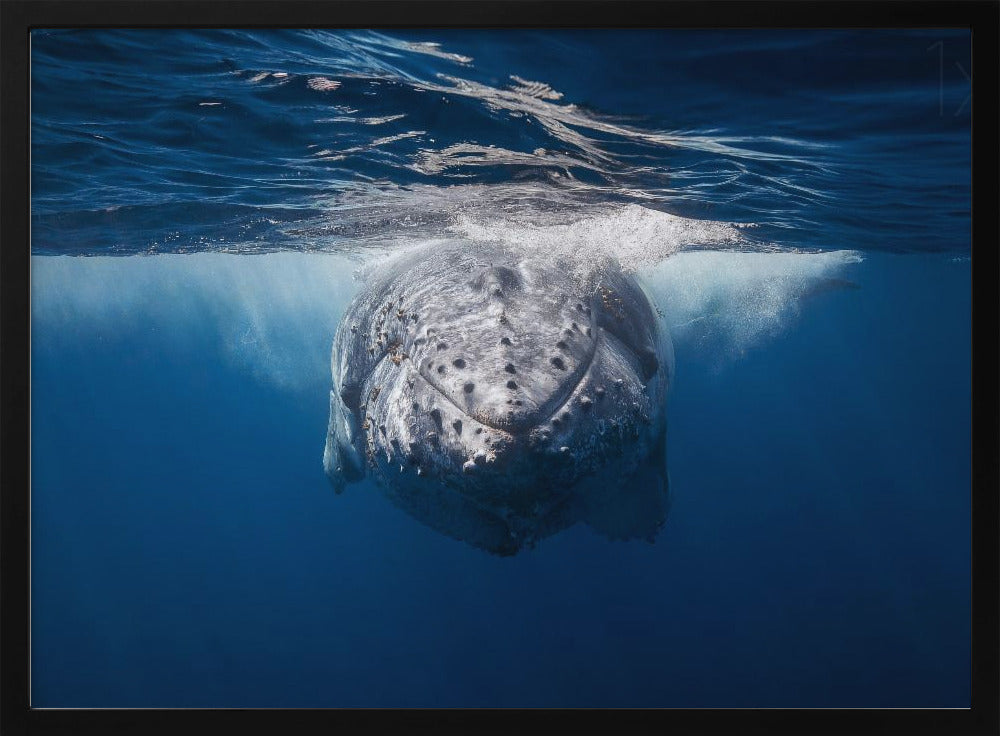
[31,30,970,707]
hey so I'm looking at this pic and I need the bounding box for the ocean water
[30,30,971,708]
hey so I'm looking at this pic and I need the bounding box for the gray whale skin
[324,241,673,556]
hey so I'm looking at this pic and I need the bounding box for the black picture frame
[2,2,997,734]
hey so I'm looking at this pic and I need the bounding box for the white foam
[451,203,751,283]
[31,207,862,388]
[642,249,863,362]
[31,253,360,391]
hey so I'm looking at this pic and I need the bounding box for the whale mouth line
[413,329,601,434]
[416,362,583,435]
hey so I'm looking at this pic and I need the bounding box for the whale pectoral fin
[581,441,670,543]
[323,390,365,494]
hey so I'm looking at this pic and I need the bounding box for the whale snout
[360,315,664,496]
[408,262,600,434]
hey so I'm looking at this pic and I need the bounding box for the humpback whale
[324,240,674,555]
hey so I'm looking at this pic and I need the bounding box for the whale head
[325,241,673,555]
